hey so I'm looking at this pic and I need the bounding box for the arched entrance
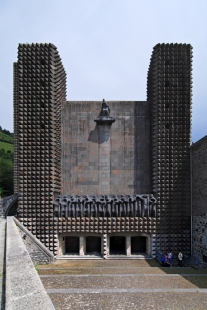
[7,201,18,216]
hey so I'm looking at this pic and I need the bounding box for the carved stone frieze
[54,194,156,218]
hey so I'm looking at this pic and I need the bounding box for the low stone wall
[6,216,55,310]
[0,218,6,308]
[14,217,54,265]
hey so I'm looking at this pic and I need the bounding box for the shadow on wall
[88,124,111,144]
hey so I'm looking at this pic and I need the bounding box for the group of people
[161,251,183,267]
[161,251,173,267]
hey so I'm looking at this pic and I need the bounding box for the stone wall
[192,215,207,268]
[191,136,207,267]
[61,101,150,196]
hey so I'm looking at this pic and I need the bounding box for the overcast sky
[0,0,207,142]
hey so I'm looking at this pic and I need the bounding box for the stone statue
[54,194,156,218]
[94,99,115,125]
[99,99,110,117]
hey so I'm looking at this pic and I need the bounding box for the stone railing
[54,194,156,218]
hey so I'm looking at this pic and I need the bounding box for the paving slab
[48,292,207,310]
[41,275,200,290]
[38,266,207,275]
[39,259,207,309]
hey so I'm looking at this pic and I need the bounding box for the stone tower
[13,43,66,255]
[148,43,193,254]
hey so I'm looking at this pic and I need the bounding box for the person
[168,251,173,266]
[164,253,170,267]
[161,256,165,267]
[178,251,183,267]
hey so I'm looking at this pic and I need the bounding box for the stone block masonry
[61,101,150,196]
[191,136,207,267]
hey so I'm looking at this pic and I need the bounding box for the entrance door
[110,236,125,254]
[86,237,101,254]
[131,236,146,253]
[65,236,79,254]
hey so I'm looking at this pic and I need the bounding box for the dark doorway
[110,236,125,254]
[131,236,146,253]
[65,236,79,254]
[86,236,101,254]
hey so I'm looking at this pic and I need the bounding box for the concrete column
[79,236,85,256]
[146,235,151,256]
[102,234,107,258]
[126,236,131,256]
[58,235,65,256]
[98,124,111,194]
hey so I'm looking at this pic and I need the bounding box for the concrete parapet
[0,218,6,308]
[6,216,55,310]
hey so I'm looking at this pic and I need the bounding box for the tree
[0,155,14,196]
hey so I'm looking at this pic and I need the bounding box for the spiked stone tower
[148,43,192,254]
[14,43,66,255]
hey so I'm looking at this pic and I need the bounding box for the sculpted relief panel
[54,194,156,218]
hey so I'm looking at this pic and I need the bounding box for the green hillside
[0,128,14,196]
[0,141,13,153]
[0,131,14,144]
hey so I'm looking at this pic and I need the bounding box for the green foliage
[0,156,14,196]
[0,130,14,144]
[0,128,14,196]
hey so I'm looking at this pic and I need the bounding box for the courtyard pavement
[38,259,207,310]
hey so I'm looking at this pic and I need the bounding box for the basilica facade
[13,43,192,258]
